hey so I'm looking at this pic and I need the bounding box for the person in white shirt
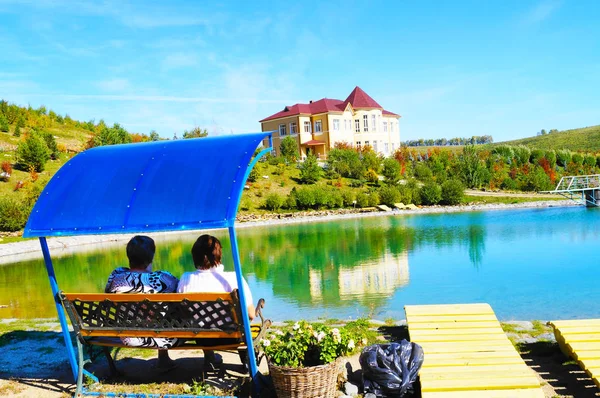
[177,234,255,366]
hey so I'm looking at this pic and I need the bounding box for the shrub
[294,187,316,210]
[572,153,584,165]
[327,148,364,178]
[378,186,401,206]
[597,155,600,168]
[513,146,531,166]
[0,198,29,231]
[280,136,299,163]
[556,149,572,167]
[340,190,356,207]
[264,193,284,211]
[313,188,330,209]
[368,192,380,207]
[501,177,518,190]
[382,158,401,185]
[16,132,50,172]
[420,182,442,205]
[492,145,515,162]
[544,150,557,167]
[364,168,379,184]
[529,149,545,164]
[1,161,12,175]
[328,190,344,208]
[414,163,433,181]
[268,155,285,166]
[40,131,60,159]
[299,154,321,184]
[248,167,258,182]
[356,192,369,208]
[0,114,8,132]
[13,125,21,137]
[523,166,553,191]
[441,179,464,205]
[284,195,297,210]
[584,154,596,168]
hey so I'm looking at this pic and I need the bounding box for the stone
[344,381,359,396]
[537,333,556,342]
[504,321,533,331]
[364,394,377,398]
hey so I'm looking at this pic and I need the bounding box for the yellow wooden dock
[549,319,600,389]
[405,303,544,398]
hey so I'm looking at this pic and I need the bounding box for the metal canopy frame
[23,132,273,397]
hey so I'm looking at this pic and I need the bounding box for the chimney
[309,100,313,104]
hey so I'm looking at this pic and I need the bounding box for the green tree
[0,198,29,232]
[420,182,442,205]
[182,127,208,139]
[299,154,321,184]
[378,186,401,206]
[327,148,364,178]
[280,136,299,163]
[16,132,50,171]
[382,158,401,185]
[87,123,132,148]
[149,130,160,141]
[0,114,8,132]
[265,193,284,211]
[41,131,59,159]
[441,179,465,205]
[459,145,487,188]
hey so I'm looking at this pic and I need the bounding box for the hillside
[497,125,600,152]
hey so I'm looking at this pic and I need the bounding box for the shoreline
[0,199,580,264]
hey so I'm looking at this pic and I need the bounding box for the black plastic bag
[359,339,424,397]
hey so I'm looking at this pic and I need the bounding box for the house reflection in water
[309,251,409,302]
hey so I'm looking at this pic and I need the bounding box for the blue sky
[0,0,598,142]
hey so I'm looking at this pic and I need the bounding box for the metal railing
[553,174,600,192]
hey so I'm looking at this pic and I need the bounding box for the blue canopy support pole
[39,237,99,384]
[228,226,260,396]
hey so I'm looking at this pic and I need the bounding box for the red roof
[259,86,399,122]
[343,86,382,109]
[303,140,326,146]
[382,109,401,117]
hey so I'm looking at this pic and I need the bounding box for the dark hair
[192,235,222,270]
[126,235,156,269]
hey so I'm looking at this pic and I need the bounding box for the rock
[364,394,377,398]
[344,381,359,396]
[504,321,533,331]
[537,333,556,342]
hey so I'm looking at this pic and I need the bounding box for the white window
[304,121,311,133]
[365,140,370,147]
[384,142,389,153]
[355,119,360,132]
[371,115,376,131]
[356,141,361,148]
[392,143,396,152]
[363,115,368,132]
[383,121,388,132]
[390,122,394,132]
[373,141,378,152]
[279,124,286,136]
[315,120,322,133]
[333,119,339,131]
[290,122,297,134]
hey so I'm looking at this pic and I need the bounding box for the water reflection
[2,207,599,320]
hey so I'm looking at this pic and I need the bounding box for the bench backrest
[59,290,245,339]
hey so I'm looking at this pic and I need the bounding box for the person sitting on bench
[105,235,179,370]
[177,234,255,367]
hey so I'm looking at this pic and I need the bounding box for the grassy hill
[496,125,600,152]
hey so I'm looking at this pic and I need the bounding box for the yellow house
[259,86,401,159]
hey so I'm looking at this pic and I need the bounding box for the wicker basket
[268,358,344,398]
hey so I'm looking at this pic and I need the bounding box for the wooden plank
[568,342,600,352]
[408,321,503,330]
[550,319,600,328]
[572,350,600,360]
[405,303,494,316]
[63,292,234,302]
[422,356,524,368]
[422,370,537,381]
[418,342,517,353]
[560,333,600,342]
[419,363,533,375]
[407,314,499,323]
[409,334,509,343]
[409,327,504,336]
[420,375,541,391]
[422,388,544,398]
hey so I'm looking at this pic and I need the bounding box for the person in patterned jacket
[105,235,179,370]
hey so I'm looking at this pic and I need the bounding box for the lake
[1,206,599,321]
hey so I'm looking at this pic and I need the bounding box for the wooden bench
[59,289,271,396]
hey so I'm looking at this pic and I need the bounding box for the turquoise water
[1,206,599,321]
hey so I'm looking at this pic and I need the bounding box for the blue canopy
[24,132,271,237]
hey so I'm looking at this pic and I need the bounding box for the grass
[463,194,563,205]
[495,125,600,152]
[0,380,25,396]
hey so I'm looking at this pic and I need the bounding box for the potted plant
[260,320,370,398]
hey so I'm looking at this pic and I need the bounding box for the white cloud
[95,78,131,92]
[521,0,562,25]
[161,52,199,70]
